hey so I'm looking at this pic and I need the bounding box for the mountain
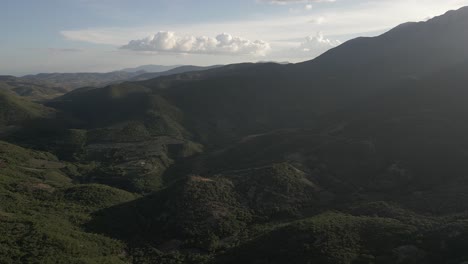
[2,66,223,100]
[120,64,180,73]
[129,65,224,81]
[0,90,52,128]
[0,71,145,100]
[294,6,468,91]
[20,71,144,90]
[4,6,468,264]
[0,75,68,100]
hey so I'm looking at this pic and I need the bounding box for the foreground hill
[0,141,133,263]
[4,6,468,264]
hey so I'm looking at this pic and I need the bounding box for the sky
[2,0,468,75]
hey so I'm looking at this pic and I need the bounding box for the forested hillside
[3,6,468,264]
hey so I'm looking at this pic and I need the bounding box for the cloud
[121,31,271,56]
[61,1,468,49]
[271,32,340,60]
[309,16,326,24]
[298,32,340,52]
[60,0,468,66]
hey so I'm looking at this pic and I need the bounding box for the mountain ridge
[4,6,468,264]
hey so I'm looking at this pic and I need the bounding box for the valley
[3,5,468,264]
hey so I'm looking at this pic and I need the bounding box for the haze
[2,0,468,75]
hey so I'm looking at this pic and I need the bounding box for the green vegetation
[0,76,68,100]
[4,7,468,263]
[0,90,52,127]
[63,184,136,209]
[217,212,418,264]
[0,141,130,263]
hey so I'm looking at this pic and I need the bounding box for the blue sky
[2,0,468,75]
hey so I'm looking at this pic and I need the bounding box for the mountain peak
[298,5,468,83]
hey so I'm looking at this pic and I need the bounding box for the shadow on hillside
[85,189,172,245]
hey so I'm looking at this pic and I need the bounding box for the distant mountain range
[120,64,180,73]
[0,75,68,100]
[129,65,223,81]
[0,65,224,100]
[4,6,468,264]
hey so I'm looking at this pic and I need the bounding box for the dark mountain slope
[48,62,309,145]
[48,8,468,147]
[12,7,466,197]
[32,7,468,197]
[298,6,468,83]
[307,59,468,212]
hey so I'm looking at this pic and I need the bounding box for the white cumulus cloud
[298,32,340,52]
[271,32,340,61]
[121,31,271,56]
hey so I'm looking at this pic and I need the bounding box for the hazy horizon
[3,0,468,76]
